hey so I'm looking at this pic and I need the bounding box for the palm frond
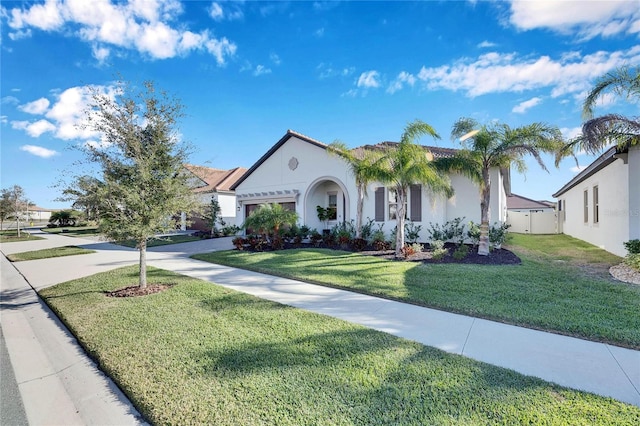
[583,66,640,119]
[581,114,640,153]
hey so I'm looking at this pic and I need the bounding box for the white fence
[507,210,557,234]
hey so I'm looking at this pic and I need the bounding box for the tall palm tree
[375,120,453,258]
[560,67,639,159]
[327,141,383,238]
[442,118,562,256]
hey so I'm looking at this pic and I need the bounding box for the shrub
[453,244,469,260]
[489,222,511,249]
[309,230,323,247]
[427,217,466,245]
[360,218,375,241]
[221,225,241,237]
[402,243,424,257]
[430,240,448,260]
[624,254,640,271]
[405,221,422,244]
[351,237,368,252]
[467,221,480,247]
[623,239,640,255]
[232,236,246,250]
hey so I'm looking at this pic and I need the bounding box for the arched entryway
[304,177,350,232]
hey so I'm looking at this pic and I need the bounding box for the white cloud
[508,0,640,40]
[477,40,497,48]
[18,98,50,115]
[20,144,58,158]
[317,63,355,79]
[570,165,587,173]
[253,65,272,76]
[512,96,542,114]
[6,0,236,64]
[208,1,243,22]
[270,53,281,65]
[560,126,582,141]
[415,46,640,98]
[2,96,20,105]
[315,27,325,37]
[387,71,416,94]
[357,71,381,89]
[11,119,56,137]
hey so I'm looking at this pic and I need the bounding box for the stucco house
[182,164,247,231]
[553,144,640,257]
[230,130,509,242]
[506,194,557,235]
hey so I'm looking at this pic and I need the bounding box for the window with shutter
[375,187,385,221]
[410,184,422,221]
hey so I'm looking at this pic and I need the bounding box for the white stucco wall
[235,135,509,242]
[215,193,237,225]
[558,157,629,257]
[628,146,640,242]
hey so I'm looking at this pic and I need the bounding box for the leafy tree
[374,120,454,258]
[243,203,298,247]
[58,175,105,221]
[49,210,79,227]
[200,198,222,236]
[77,79,198,289]
[1,185,29,236]
[560,66,639,159]
[443,118,562,255]
[327,141,383,238]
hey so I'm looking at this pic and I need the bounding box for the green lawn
[6,245,95,262]
[39,266,640,425]
[192,237,640,349]
[0,229,44,243]
[41,226,102,237]
[116,234,201,248]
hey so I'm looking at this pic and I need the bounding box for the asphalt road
[0,327,28,426]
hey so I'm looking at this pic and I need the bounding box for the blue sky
[1,0,639,209]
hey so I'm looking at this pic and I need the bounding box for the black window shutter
[410,184,422,221]
[375,187,385,221]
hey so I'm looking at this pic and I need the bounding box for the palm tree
[327,141,383,238]
[443,118,562,256]
[243,203,298,247]
[561,67,639,159]
[375,120,454,258]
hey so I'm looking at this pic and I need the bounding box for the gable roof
[507,193,555,210]
[552,146,623,198]
[231,130,328,190]
[183,164,248,193]
[353,141,458,159]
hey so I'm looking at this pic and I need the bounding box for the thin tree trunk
[139,239,147,289]
[478,170,491,256]
[356,185,364,238]
[395,187,407,258]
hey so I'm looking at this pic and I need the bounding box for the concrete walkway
[1,230,639,425]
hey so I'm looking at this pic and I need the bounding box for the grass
[508,233,623,265]
[0,229,44,243]
[192,236,640,349]
[39,266,640,425]
[116,234,201,248]
[41,226,101,237]
[6,245,95,262]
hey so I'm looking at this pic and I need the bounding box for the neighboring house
[553,144,640,257]
[182,164,248,231]
[27,206,52,222]
[506,194,557,234]
[230,130,509,241]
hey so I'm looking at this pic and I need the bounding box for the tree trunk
[395,187,407,258]
[356,185,364,238]
[478,170,491,256]
[139,239,147,289]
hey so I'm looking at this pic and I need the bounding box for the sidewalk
[1,230,639,426]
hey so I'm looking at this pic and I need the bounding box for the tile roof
[507,193,555,210]
[352,141,458,159]
[183,164,248,193]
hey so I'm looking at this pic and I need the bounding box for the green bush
[623,239,640,255]
[453,244,469,260]
[624,253,640,271]
[430,240,448,260]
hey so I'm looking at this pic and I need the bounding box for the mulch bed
[106,284,173,298]
[241,242,521,266]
